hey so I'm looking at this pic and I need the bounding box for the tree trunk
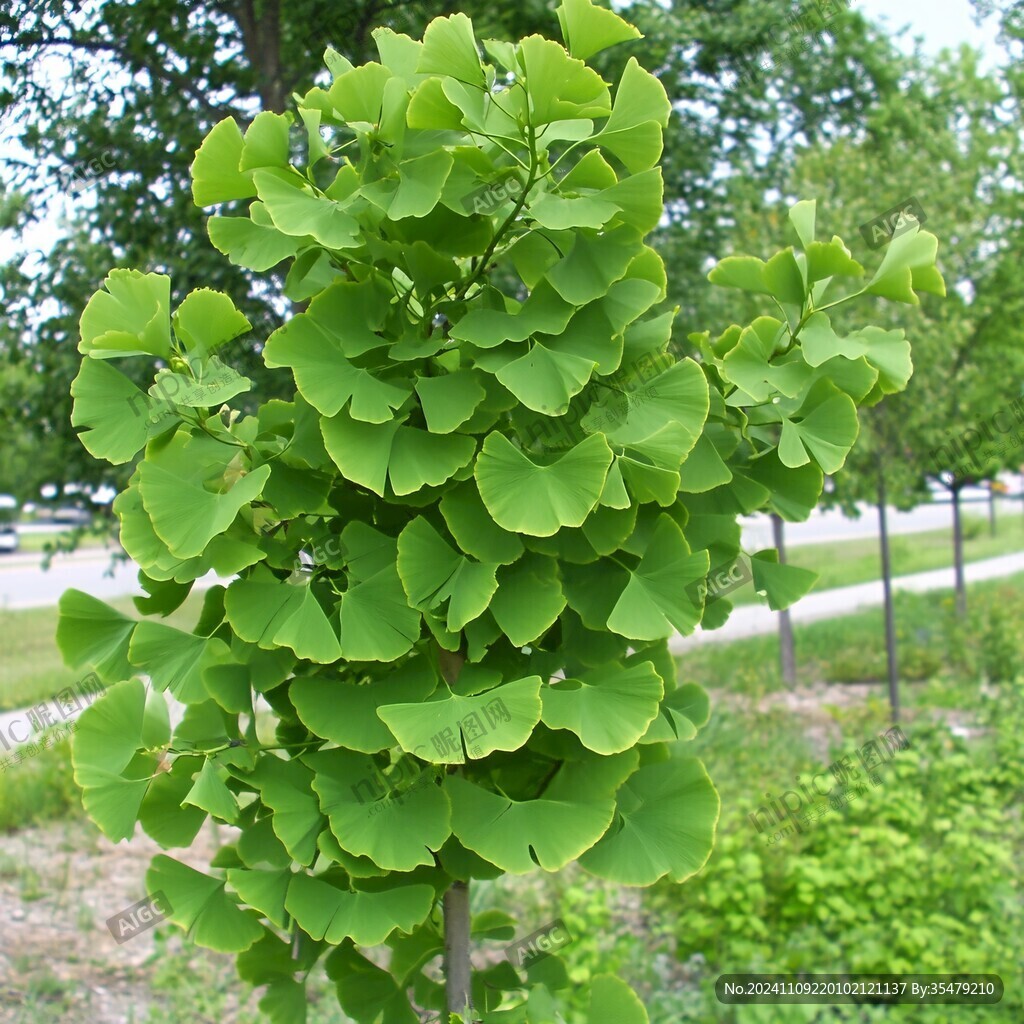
[951,485,967,617]
[876,461,900,723]
[988,483,997,537]
[444,880,473,1019]
[771,513,796,687]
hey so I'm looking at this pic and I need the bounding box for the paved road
[3,498,1021,610]
[669,550,1024,653]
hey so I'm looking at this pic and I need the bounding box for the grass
[729,509,1024,605]
[7,530,107,555]
[680,570,1024,696]
[0,591,207,713]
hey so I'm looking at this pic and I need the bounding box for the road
[1,496,1021,610]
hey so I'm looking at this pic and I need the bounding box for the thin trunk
[876,460,899,723]
[771,513,796,688]
[952,485,967,617]
[444,881,473,1019]
[988,484,997,537]
[439,645,473,1019]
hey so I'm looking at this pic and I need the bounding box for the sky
[857,0,1002,64]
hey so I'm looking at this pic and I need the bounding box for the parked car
[0,495,19,553]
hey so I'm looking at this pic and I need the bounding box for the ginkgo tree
[59,3,944,1021]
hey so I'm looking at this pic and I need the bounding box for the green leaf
[579,757,719,885]
[172,288,252,360]
[226,868,292,930]
[439,483,524,565]
[292,660,438,754]
[778,381,859,474]
[595,58,670,172]
[475,432,612,537]
[137,433,271,559]
[225,570,342,664]
[557,0,641,60]
[416,13,484,85]
[788,200,816,250]
[378,676,542,764]
[640,682,710,743]
[56,588,136,680]
[128,621,231,704]
[72,678,169,841]
[70,358,153,465]
[247,756,326,866]
[495,342,596,416]
[208,213,304,272]
[240,111,291,171]
[321,411,476,497]
[308,748,452,872]
[519,35,610,125]
[79,270,171,360]
[285,874,434,946]
[147,854,263,953]
[607,515,709,641]
[587,976,649,1024]
[547,226,640,306]
[191,117,257,206]
[800,315,911,394]
[707,256,771,295]
[750,549,818,610]
[397,517,498,632]
[264,289,411,422]
[254,170,360,249]
[415,371,487,433]
[866,227,942,305]
[183,760,240,824]
[445,752,636,873]
[489,553,567,646]
[541,662,663,754]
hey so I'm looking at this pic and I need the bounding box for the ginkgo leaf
[586,975,649,1024]
[224,569,342,664]
[70,358,153,465]
[191,117,257,206]
[778,381,859,474]
[475,432,613,537]
[750,549,818,610]
[208,213,304,272]
[292,659,439,754]
[541,662,663,754]
[137,433,271,559]
[71,678,169,841]
[246,756,326,866]
[495,342,596,416]
[397,517,498,631]
[285,874,434,946]
[415,371,486,432]
[594,59,669,172]
[579,757,719,885]
[445,752,636,874]
[607,515,709,640]
[254,170,361,249]
[128,621,232,704]
[172,288,252,360]
[79,269,171,360]
[56,588,137,681]
[147,855,263,953]
[264,284,411,421]
[321,410,476,497]
[308,748,452,872]
[378,676,543,764]
[557,0,641,60]
[489,553,566,645]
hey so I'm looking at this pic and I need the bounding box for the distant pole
[771,513,797,688]
[876,457,900,723]
[951,483,967,617]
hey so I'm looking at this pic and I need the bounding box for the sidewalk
[669,550,1024,652]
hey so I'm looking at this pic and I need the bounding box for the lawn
[728,510,1024,605]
